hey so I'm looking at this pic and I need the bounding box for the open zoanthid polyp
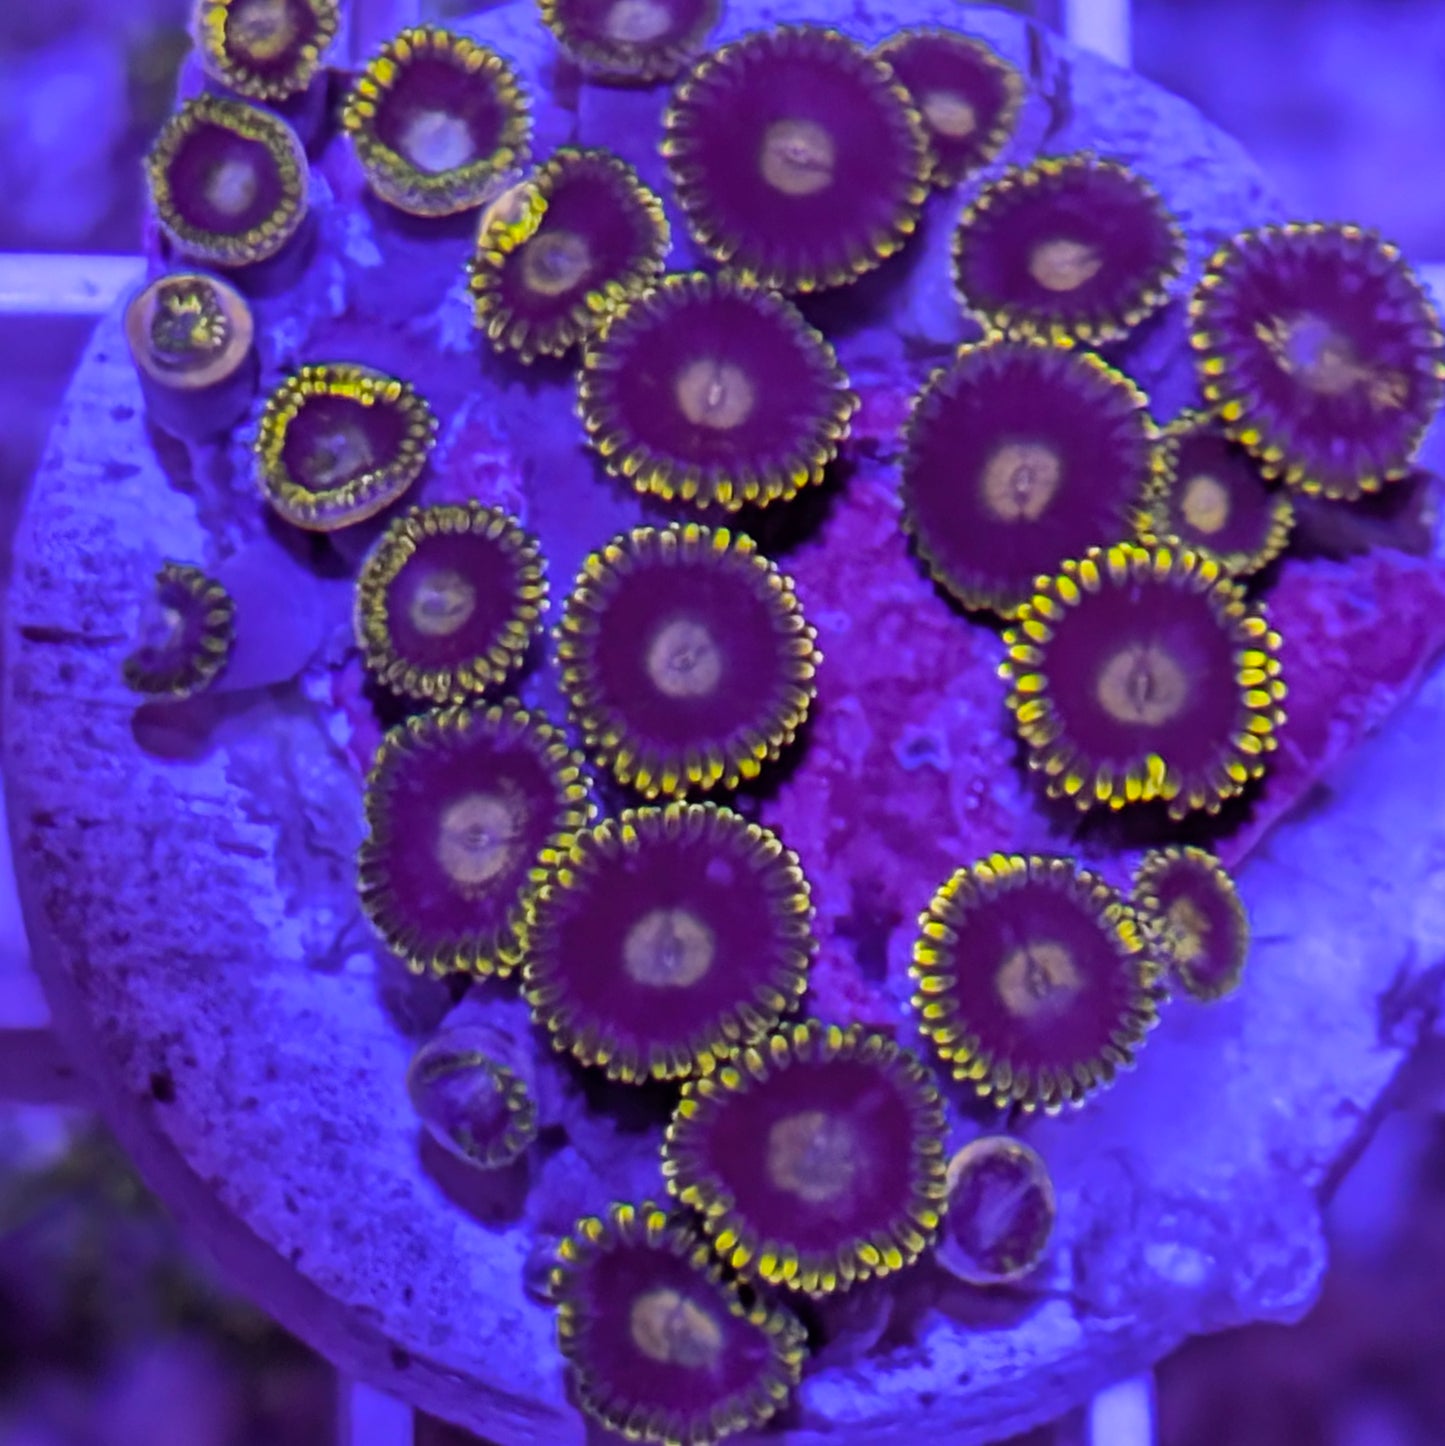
[873,26,1023,190]
[255,363,438,531]
[194,0,340,103]
[901,337,1155,618]
[539,0,721,82]
[555,523,820,799]
[1136,408,1295,577]
[354,501,546,704]
[145,92,308,267]
[999,542,1288,818]
[551,1201,806,1445]
[523,802,815,1082]
[952,151,1185,345]
[662,1021,949,1296]
[357,700,593,977]
[121,560,236,699]
[342,26,532,216]
[911,853,1162,1113]
[577,269,857,511]
[662,24,930,292]
[1190,222,1445,501]
[1131,844,1250,1001]
[468,147,670,363]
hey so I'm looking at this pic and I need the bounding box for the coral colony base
[9,0,1445,1442]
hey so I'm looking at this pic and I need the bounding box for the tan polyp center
[604,0,674,43]
[645,616,723,700]
[675,358,755,432]
[229,0,299,61]
[629,1288,724,1370]
[435,790,522,889]
[1027,237,1105,294]
[759,117,836,198]
[766,1109,860,1205]
[407,568,477,638]
[979,441,1062,522]
[995,940,1084,1020]
[1261,312,1368,398]
[1162,894,1211,966]
[302,422,375,489]
[204,157,260,217]
[920,89,979,140]
[1095,640,1191,727]
[1179,474,1231,535]
[400,109,476,175]
[519,230,593,297]
[622,906,715,988]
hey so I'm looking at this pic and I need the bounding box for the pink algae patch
[761,459,1050,1028]
[761,458,1445,1027]
[1213,546,1445,867]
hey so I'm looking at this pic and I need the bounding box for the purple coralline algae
[9,0,1445,1442]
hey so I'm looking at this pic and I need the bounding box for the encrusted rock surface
[6,2,1445,1444]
